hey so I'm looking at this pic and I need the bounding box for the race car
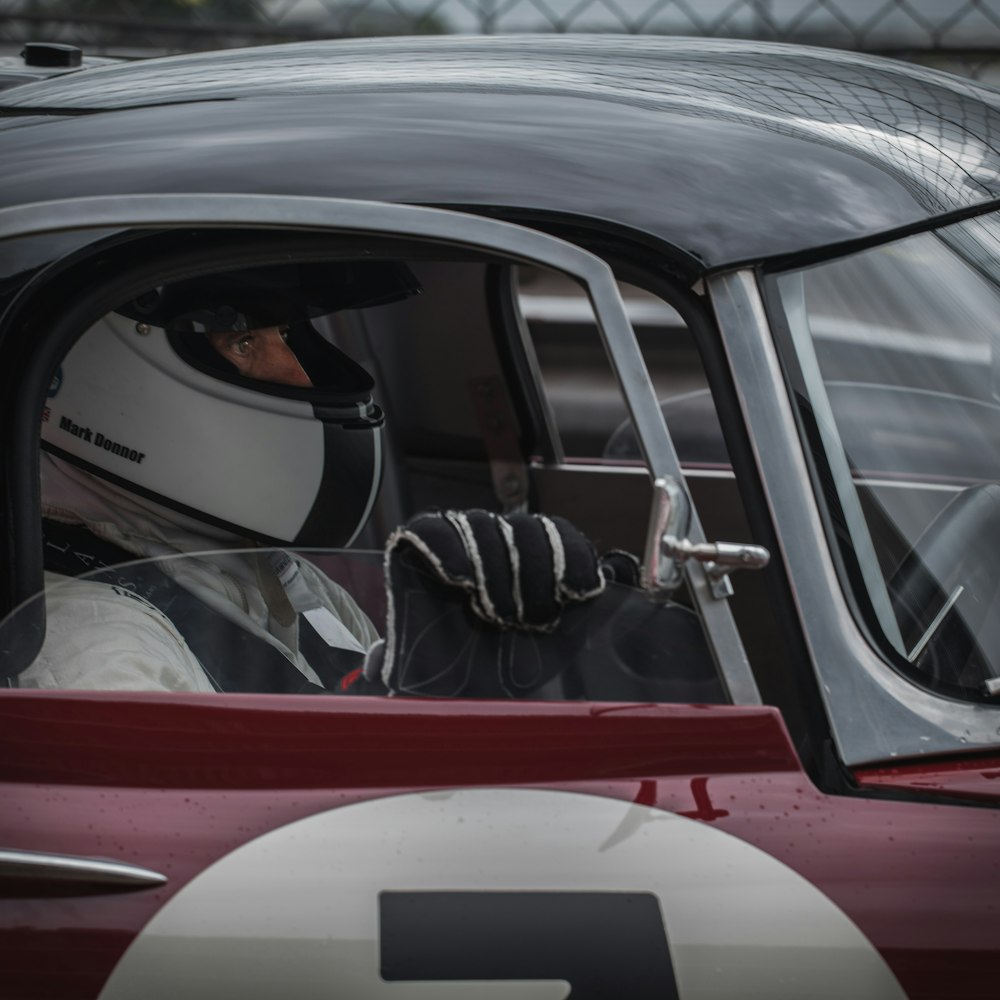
[0,33,999,999]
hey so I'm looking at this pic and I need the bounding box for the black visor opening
[166,321,375,404]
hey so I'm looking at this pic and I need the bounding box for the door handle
[0,848,166,893]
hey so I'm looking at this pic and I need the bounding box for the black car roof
[2,35,1000,272]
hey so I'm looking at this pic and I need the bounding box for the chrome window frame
[0,193,759,704]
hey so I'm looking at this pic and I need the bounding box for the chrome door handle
[0,848,166,892]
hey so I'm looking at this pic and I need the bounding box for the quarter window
[773,214,1000,699]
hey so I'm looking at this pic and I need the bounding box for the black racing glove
[363,509,610,697]
[389,508,606,629]
[599,548,643,588]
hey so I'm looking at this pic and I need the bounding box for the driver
[24,262,418,693]
[20,261,611,695]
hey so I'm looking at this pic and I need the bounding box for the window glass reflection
[776,214,1000,698]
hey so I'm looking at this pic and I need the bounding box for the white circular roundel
[99,788,905,999]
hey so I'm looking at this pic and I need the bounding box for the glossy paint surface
[2,37,1000,270]
[99,789,907,999]
[856,754,1000,803]
[0,691,799,789]
[2,692,999,999]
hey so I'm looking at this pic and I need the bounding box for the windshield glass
[0,547,724,703]
[773,212,1000,700]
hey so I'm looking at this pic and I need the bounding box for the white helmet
[40,262,419,547]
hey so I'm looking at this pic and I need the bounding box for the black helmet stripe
[293,419,382,547]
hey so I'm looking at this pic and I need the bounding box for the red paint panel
[699,772,1000,1000]
[0,692,799,997]
[4,771,1000,1000]
[4,692,1000,999]
[0,691,799,789]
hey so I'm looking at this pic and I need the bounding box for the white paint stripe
[99,788,908,1000]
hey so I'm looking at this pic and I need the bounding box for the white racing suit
[19,455,378,693]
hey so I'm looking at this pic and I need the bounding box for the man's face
[206,326,312,387]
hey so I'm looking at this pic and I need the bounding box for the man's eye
[279,327,290,342]
[232,334,254,357]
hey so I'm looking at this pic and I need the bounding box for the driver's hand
[385,509,607,631]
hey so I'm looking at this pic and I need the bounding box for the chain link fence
[3,1,1000,79]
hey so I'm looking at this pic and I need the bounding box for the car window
[0,546,724,703]
[516,266,784,699]
[0,229,730,704]
[773,212,1000,700]
[518,268,723,465]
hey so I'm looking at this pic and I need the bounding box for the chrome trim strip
[584,272,761,706]
[519,292,684,326]
[856,478,964,493]
[778,273,905,652]
[554,463,737,481]
[0,194,618,308]
[709,269,1000,766]
[0,848,167,888]
[508,268,566,464]
[908,586,964,664]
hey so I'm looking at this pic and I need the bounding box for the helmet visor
[117,260,420,406]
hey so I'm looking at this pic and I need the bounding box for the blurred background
[1,0,1000,83]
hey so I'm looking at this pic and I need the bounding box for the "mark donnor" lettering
[59,416,146,465]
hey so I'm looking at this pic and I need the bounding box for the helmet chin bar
[289,419,384,549]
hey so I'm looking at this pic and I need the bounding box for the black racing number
[379,891,679,998]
